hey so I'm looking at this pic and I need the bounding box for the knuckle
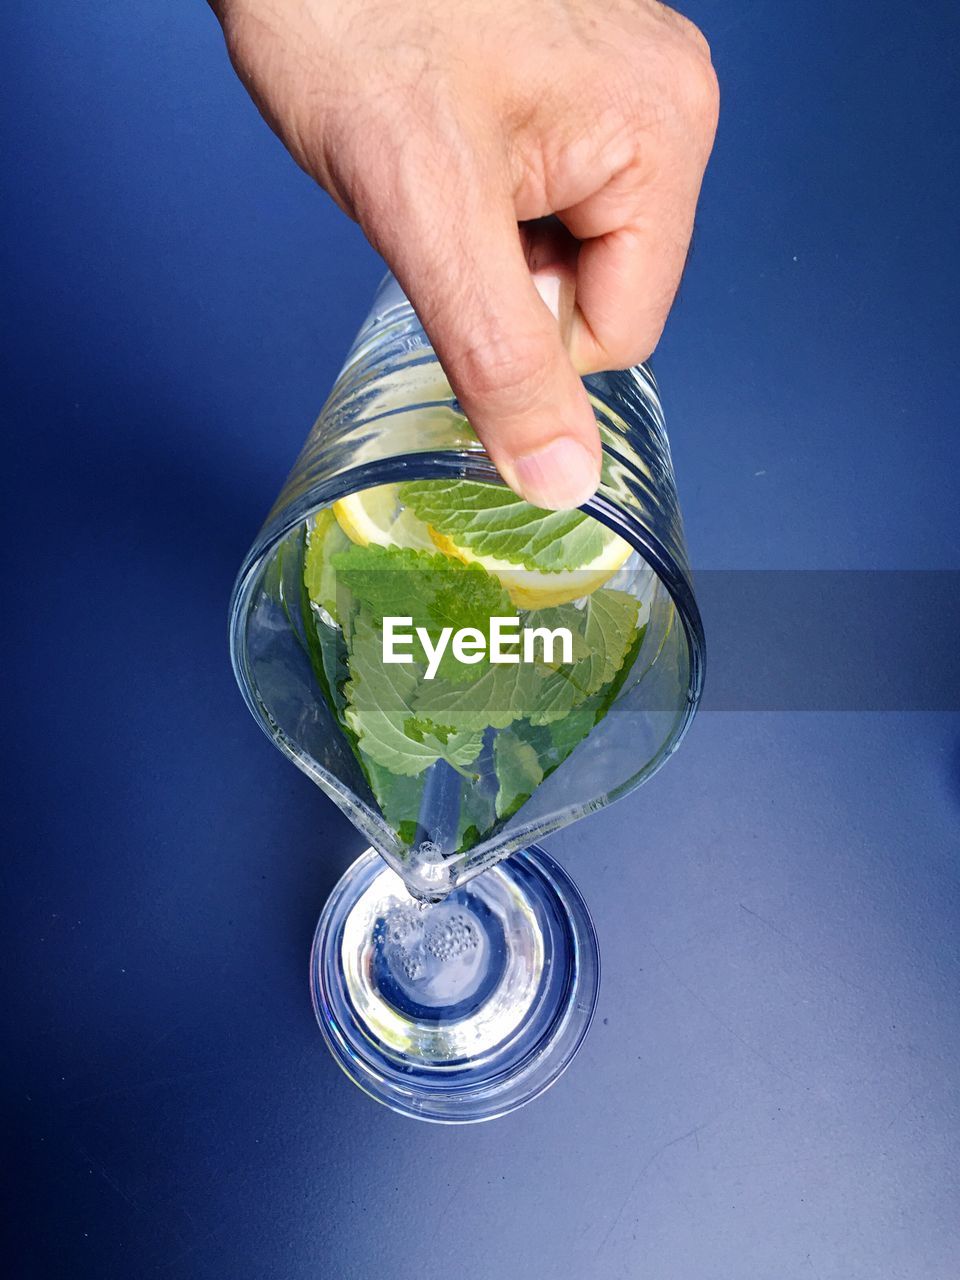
[672,12,714,65]
[612,27,719,147]
[685,50,721,132]
[668,29,720,133]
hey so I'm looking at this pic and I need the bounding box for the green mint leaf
[527,588,640,724]
[545,701,602,760]
[529,617,648,764]
[455,754,498,850]
[522,602,592,667]
[343,611,483,776]
[411,588,639,730]
[403,716,485,773]
[515,619,650,776]
[313,609,352,721]
[493,728,544,819]
[330,544,436,623]
[330,543,513,683]
[589,620,648,722]
[331,543,510,625]
[363,761,426,838]
[412,660,542,731]
[399,479,607,571]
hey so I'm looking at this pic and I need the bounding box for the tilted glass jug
[230,275,704,1121]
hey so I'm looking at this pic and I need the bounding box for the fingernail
[511,437,600,511]
[533,271,561,321]
[533,269,574,346]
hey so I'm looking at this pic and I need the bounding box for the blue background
[4,2,959,1276]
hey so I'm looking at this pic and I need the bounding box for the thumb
[371,181,601,511]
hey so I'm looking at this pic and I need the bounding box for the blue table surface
[3,2,958,1277]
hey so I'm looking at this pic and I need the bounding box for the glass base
[310,844,600,1123]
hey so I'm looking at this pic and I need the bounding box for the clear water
[296,480,663,883]
[241,476,688,901]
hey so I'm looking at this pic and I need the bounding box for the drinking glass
[229,275,704,1122]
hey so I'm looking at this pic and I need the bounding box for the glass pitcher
[229,274,704,1121]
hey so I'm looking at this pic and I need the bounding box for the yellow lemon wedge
[429,527,633,608]
[332,483,436,551]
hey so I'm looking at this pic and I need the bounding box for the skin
[209,0,719,510]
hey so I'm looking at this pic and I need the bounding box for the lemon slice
[429,526,633,608]
[333,481,633,608]
[333,483,436,552]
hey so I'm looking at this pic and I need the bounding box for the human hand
[211,0,718,509]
